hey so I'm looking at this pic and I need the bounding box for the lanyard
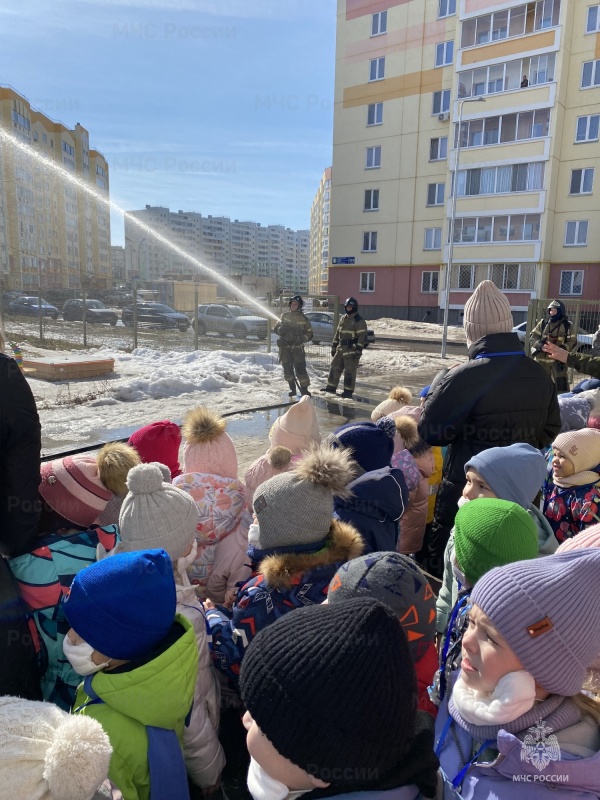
[438,593,470,702]
[474,351,525,359]
[435,716,493,789]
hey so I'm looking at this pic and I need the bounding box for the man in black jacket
[418,281,560,579]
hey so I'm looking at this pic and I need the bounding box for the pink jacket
[397,450,435,554]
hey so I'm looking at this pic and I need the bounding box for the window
[360,272,375,292]
[369,57,385,82]
[430,137,448,160]
[582,59,600,88]
[432,90,451,115]
[424,229,442,250]
[438,0,456,18]
[435,41,454,67]
[427,183,445,205]
[587,5,600,33]
[367,102,383,126]
[570,168,594,195]
[422,271,439,292]
[565,221,588,246]
[560,270,584,296]
[366,146,382,169]
[364,189,380,211]
[457,163,545,196]
[458,53,555,98]
[62,141,75,156]
[576,115,600,142]
[372,10,387,35]
[362,232,377,252]
[452,265,475,290]
[33,131,38,141]
[457,109,550,148]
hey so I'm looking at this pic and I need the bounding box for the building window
[454,214,541,243]
[435,41,454,67]
[576,115,600,142]
[560,270,584,296]
[461,3,560,48]
[367,102,383,126]
[457,162,544,196]
[458,109,550,148]
[565,221,588,246]
[439,0,456,18]
[458,53,555,98]
[582,59,600,88]
[360,272,376,292]
[452,264,476,290]
[362,232,378,252]
[430,137,448,160]
[371,10,387,35]
[424,229,442,250]
[570,168,594,195]
[432,90,451,115]
[427,183,445,206]
[369,57,385,82]
[366,146,382,169]
[364,189,380,211]
[422,271,439,292]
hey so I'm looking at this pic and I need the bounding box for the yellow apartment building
[0,85,110,292]
[309,166,332,295]
[329,0,600,323]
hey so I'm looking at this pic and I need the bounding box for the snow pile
[372,318,466,342]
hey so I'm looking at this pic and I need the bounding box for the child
[395,422,435,556]
[64,549,198,800]
[327,551,438,718]
[128,419,182,480]
[543,428,600,541]
[436,549,600,798]
[370,386,413,421]
[240,598,459,800]
[96,443,141,526]
[174,406,251,603]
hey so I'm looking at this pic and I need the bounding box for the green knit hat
[454,498,538,587]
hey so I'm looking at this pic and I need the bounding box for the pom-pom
[182,406,226,445]
[394,415,419,449]
[97,443,141,495]
[294,443,356,494]
[388,386,412,404]
[375,417,396,441]
[44,715,112,800]
[268,446,292,470]
[126,462,165,495]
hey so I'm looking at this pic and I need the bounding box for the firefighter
[274,295,313,397]
[324,297,368,399]
[530,299,575,393]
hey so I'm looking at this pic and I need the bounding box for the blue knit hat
[330,418,396,473]
[465,443,546,510]
[419,386,431,398]
[63,549,176,660]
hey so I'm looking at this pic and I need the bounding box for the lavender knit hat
[471,549,600,696]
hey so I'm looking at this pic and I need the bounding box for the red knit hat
[128,420,182,480]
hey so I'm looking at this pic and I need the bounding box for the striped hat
[40,455,112,528]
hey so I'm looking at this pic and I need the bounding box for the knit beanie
[40,454,112,529]
[463,280,513,345]
[240,598,417,785]
[328,552,436,662]
[244,447,293,508]
[63,549,176,661]
[465,443,547,510]
[251,443,356,553]
[128,420,182,479]
[270,396,321,453]
[552,428,600,473]
[0,696,112,800]
[182,406,238,479]
[471,549,600,695]
[330,417,396,473]
[454,498,538,587]
[118,463,199,562]
[371,387,413,422]
[558,395,593,433]
[557,523,600,553]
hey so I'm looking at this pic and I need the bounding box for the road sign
[332,257,356,265]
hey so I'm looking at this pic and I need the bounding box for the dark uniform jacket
[333,312,368,354]
[274,310,313,347]
[567,351,600,379]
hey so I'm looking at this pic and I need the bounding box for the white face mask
[177,539,198,582]
[457,495,469,509]
[248,523,261,546]
[452,670,537,725]
[247,757,289,800]
[63,636,111,676]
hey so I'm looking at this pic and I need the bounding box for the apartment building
[110,245,126,283]
[124,206,309,293]
[309,166,332,295]
[329,1,600,322]
[0,85,110,291]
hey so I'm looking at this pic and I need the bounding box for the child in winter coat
[207,443,364,684]
[174,406,251,603]
[102,462,225,794]
[370,386,413,421]
[543,428,600,542]
[328,551,438,718]
[128,419,182,480]
[240,598,460,800]
[63,549,198,800]
[435,549,600,799]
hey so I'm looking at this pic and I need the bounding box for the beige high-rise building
[310,166,332,295]
[0,85,110,291]
[330,1,600,322]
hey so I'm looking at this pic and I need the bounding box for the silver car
[194,304,268,339]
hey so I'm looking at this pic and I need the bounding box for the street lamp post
[441,96,485,359]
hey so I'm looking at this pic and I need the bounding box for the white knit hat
[0,696,112,800]
[270,396,321,453]
[370,387,413,422]
[463,280,513,345]
[118,462,199,562]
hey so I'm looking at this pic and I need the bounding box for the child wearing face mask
[436,549,600,799]
[63,549,198,800]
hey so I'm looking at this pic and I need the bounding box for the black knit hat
[240,598,417,787]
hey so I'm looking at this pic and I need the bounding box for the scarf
[553,473,600,489]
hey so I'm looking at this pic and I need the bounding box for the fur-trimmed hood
[258,519,363,590]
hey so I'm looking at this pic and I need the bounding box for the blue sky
[1,0,336,244]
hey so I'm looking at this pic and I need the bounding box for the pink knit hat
[40,455,112,528]
[270,396,321,453]
[244,446,293,509]
[181,406,238,479]
[557,523,600,553]
[128,420,182,479]
[370,388,413,422]
[463,280,513,345]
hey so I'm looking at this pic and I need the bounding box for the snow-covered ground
[371,318,466,342]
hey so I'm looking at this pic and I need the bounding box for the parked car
[512,321,592,351]
[304,311,375,347]
[63,299,119,325]
[1,291,26,311]
[7,296,59,320]
[193,304,268,339]
[121,302,190,332]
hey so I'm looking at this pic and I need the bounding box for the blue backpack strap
[146,726,190,800]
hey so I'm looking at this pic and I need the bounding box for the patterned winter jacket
[207,520,364,683]
[173,471,251,603]
[543,477,600,542]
